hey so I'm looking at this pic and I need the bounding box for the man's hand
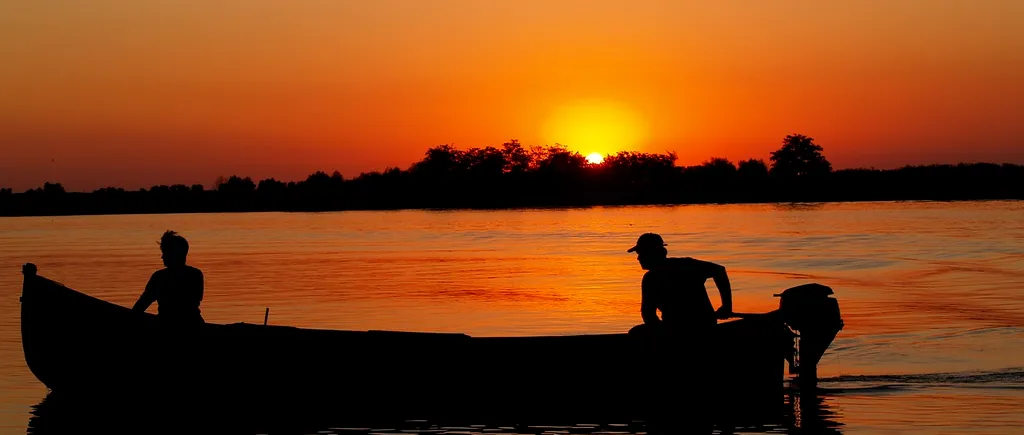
[715,306,733,320]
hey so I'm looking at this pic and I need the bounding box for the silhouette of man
[132,230,205,324]
[626,233,733,337]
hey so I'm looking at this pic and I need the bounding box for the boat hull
[21,268,796,423]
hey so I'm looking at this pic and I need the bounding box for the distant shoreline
[4,141,1022,218]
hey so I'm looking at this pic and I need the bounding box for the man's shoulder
[665,256,700,267]
[663,257,722,277]
[645,259,684,276]
[670,256,718,267]
[641,268,668,285]
[158,265,203,277]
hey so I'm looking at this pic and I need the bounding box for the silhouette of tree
[410,144,467,178]
[302,171,344,192]
[290,171,344,210]
[595,151,679,204]
[46,182,66,195]
[534,144,586,174]
[603,151,678,186]
[217,176,256,194]
[604,151,677,172]
[351,167,403,185]
[257,178,287,194]
[170,184,191,194]
[93,187,125,195]
[697,157,738,177]
[502,140,531,174]
[769,134,832,178]
[464,146,506,178]
[24,182,66,195]
[737,159,769,180]
[676,158,739,201]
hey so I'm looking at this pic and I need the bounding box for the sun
[542,99,648,158]
[586,153,604,165]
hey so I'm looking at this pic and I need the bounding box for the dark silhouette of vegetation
[769,134,833,178]
[1,136,1022,217]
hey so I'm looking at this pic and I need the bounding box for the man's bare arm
[692,258,733,318]
[710,263,733,318]
[640,274,661,325]
[708,261,733,319]
[132,274,158,313]
[641,300,661,325]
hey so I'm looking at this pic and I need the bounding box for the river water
[1,201,1022,434]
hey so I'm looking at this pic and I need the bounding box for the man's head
[627,233,668,270]
[159,230,189,267]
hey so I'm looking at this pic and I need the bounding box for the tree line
[2,134,1022,216]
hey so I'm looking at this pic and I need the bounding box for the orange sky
[2,1,1022,191]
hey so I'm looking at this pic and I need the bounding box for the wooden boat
[19,263,843,425]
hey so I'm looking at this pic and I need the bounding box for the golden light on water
[541,99,649,158]
[586,153,604,165]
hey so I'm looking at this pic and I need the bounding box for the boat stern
[775,283,844,387]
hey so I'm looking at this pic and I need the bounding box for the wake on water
[811,367,1024,394]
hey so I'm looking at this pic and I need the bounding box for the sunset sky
[2,1,1022,191]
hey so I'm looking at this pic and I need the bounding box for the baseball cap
[627,233,667,253]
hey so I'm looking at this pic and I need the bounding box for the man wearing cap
[626,232,733,338]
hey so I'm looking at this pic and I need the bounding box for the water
[1,201,1022,434]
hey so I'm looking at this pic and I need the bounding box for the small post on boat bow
[776,283,844,389]
[264,307,269,326]
[20,263,37,303]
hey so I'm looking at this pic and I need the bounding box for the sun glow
[586,153,604,165]
[541,99,649,158]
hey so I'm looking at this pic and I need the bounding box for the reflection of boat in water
[20,262,843,424]
[26,389,844,435]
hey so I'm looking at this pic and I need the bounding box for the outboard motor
[775,283,844,388]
